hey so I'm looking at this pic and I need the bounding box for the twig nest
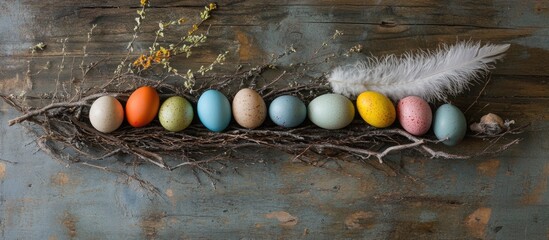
[470,113,509,135]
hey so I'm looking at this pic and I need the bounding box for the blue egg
[433,104,467,146]
[269,95,307,128]
[197,90,232,132]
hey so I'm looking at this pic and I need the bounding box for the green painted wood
[1,0,548,239]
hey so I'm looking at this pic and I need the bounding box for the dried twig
[0,159,18,164]
[5,92,126,126]
[80,162,163,198]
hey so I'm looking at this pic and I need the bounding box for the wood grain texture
[1,0,548,239]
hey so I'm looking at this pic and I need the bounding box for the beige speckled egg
[232,88,266,129]
[89,96,124,133]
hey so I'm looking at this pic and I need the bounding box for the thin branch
[421,145,470,159]
[80,162,163,197]
[0,158,18,164]
[6,92,125,126]
[377,140,424,163]
[465,76,491,114]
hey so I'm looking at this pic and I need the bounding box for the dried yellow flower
[188,24,199,35]
[208,3,217,10]
[133,54,153,69]
[133,54,147,66]
[143,56,152,69]
[153,47,170,63]
[159,47,169,56]
[140,0,148,7]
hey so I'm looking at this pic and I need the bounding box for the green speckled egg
[159,96,194,132]
[433,104,467,146]
[308,94,355,130]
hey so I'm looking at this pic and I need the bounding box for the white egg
[89,96,124,133]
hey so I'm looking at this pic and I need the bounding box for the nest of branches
[1,64,525,179]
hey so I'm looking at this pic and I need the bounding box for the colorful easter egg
[197,90,232,132]
[433,103,467,146]
[356,91,396,128]
[308,93,355,130]
[397,96,432,136]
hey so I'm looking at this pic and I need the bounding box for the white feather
[328,42,510,102]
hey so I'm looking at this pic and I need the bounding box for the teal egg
[433,104,467,146]
[269,95,307,128]
[158,96,193,132]
[308,94,355,130]
[197,90,232,132]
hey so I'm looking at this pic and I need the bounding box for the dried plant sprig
[30,42,47,54]
[52,38,68,103]
[114,0,148,75]
[132,2,218,72]
[197,51,229,76]
[78,24,98,98]
[128,2,224,93]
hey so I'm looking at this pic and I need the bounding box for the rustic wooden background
[1,0,548,239]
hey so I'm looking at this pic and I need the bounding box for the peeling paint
[265,211,298,227]
[521,163,549,204]
[0,74,29,95]
[166,188,175,205]
[141,211,167,239]
[51,172,70,186]
[234,29,263,62]
[62,212,78,239]
[477,159,501,177]
[0,162,5,180]
[464,207,492,239]
[344,211,376,230]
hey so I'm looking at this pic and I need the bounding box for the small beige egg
[89,96,125,133]
[232,88,266,129]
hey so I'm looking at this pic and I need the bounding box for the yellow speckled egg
[158,96,194,132]
[232,88,267,129]
[356,91,396,128]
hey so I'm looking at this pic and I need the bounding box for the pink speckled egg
[397,96,432,136]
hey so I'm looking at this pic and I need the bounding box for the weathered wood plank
[1,0,548,239]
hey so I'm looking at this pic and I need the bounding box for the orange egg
[125,86,160,127]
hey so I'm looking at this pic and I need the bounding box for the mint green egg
[159,96,194,132]
[308,94,355,130]
[433,104,466,146]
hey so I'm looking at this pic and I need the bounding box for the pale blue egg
[269,95,307,128]
[308,94,355,130]
[197,90,232,132]
[433,104,467,146]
